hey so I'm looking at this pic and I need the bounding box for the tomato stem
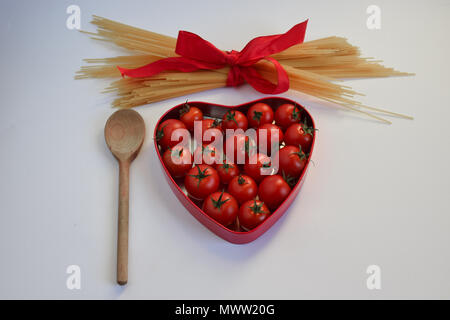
[249,200,268,215]
[226,111,238,125]
[262,161,271,168]
[179,100,190,116]
[189,165,211,187]
[291,145,307,160]
[211,191,230,209]
[253,111,263,123]
[202,145,214,155]
[221,162,233,173]
[155,124,167,142]
[282,171,297,188]
[237,175,247,185]
[171,147,183,158]
[301,118,318,136]
[244,138,256,156]
[292,104,301,121]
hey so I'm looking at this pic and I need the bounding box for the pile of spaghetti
[76,16,413,124]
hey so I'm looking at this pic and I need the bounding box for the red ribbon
[117,20,308,94]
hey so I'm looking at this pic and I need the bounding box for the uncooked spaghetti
[76,16,413,124]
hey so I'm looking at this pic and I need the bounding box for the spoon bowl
[105,109,145,162]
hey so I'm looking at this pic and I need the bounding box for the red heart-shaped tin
[154,97,316,244]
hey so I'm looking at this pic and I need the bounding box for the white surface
[0,0,449,299]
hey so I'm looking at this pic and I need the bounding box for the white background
[0,0,449,299]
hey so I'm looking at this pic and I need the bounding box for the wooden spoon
[104,109,145,285]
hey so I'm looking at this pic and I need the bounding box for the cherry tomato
[275,145,307,179]
[179,102,203,131]
[156,119,187,150]
[184,164,220,200]
[227,175,258,205]
[256,123,284,155]
[258,175,291,210]
[238,200,271,230]
[202,118,222,131]
[224,133,257,165]
[193,144,222,166]
[202,191,239,227]
[247,103,274,128]
[199,118,223,145]
[222,110,248,131]
[284,120,315,153]
[274,103,302,130]
[215,161,240,184]
[244,153,272,183]
[162,146,193,178]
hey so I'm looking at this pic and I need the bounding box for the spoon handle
[117,160,130,285]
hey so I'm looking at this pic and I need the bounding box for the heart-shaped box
[154,97,316,244]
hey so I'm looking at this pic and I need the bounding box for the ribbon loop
[118,20,308,95]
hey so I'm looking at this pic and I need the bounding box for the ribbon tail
[240,57,290,94]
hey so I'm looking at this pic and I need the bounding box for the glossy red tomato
[224,133,257,165]
[244,153,272,183]
[284,121,315,153]
[215,161,240,184]
[193,145,221,166]
[256,123,284,155]
[179,102,203,131]
[276,145,307,179]
[227,175,258,205]
[246,103,274,128]
[258,175,291,210]
[199,118,223,145]
[184,164,220,200]
[238,200,271,230]
[202,118,222,131]
[202,191,239,227]
[274,103,302,130]
[156,119,187,150]
[222,110,248,131]
[162,146,193,178]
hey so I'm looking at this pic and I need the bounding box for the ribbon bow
[118,20,308,94]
